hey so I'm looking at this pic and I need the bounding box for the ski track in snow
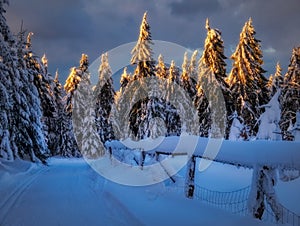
[0,159,144,226]
[0,167,49,225]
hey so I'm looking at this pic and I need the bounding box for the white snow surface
[0,157,291,226]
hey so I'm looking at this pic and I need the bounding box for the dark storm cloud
[6,0,96,81]
[169,0,221,17]
[4,0,300,83]
[7,0,92,39]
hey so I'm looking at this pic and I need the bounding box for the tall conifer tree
[94,53,115,143]
[280,47,300,140]
[227,18,268,138]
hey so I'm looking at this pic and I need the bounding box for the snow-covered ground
[1,156,299,226]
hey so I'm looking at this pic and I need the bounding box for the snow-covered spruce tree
[257,90,282,140]
[81,96,104,159]
[201,19,227,84]
[72,54,100,156]
[0,81,11,159]
[227,18,269,139]
[181,52,197,98]
[280,47,300,140]
[125,12,169,139]
[132,78,167,139]
[61,54,89,157]
[267,62,283,98]
[94,53,115,143]
[0,2,48,163]
[0,0,13,160]
[11,29,48,162]
[49,70,66,155]
[164,60,182,136]
[147,101,167,139]
[155,54,168,79]
[131,11,155,80]
[74,65,103,158]
[195,19,228,138]
[24,34,60,155]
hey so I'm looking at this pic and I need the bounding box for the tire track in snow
[0,166,49,225]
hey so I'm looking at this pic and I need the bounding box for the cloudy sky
[5,0,300,83]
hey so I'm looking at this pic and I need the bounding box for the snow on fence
[106,137,300,170]
[106,137,300,225]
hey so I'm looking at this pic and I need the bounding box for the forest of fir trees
[1,3,300,163]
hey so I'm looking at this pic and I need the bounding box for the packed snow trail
[0,158,142,226]
[0,158,277,226]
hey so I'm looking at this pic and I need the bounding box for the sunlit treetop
[64,67,80,94]
[285,46,300,84]
[26,32,34,50]
[200,18,226,79]
[228,18,265,86]
[273,62,283,86]
[168,60,179,83]
[41,54,48,68]
[79,53,89,72]
[130,11,154,65]
[156,54,168,79]
[181,52,189,81]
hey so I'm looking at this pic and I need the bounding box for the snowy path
[0,159,142,226]
[0,158,278,226]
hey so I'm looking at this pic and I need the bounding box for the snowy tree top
[54,69,59,82]
[41,54,48,68]
[181,52,189,79]
[228,18,265,87]
[158,54,164,63]
[98,52,112,83]
[79,53,89,72]
[26,32,34,50]
[168,60,179,83]
[130,11,154,65]
[156,54,168,79]
[199,18,226,78]
[285,46,300,84]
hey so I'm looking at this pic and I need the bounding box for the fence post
[139,149,146,170]
[185,155,196,199]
